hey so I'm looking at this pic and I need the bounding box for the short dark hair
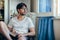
[16,3,27,12]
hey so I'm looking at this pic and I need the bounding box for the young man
[8,3,35,40]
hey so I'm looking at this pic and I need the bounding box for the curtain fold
[38,16,55,40]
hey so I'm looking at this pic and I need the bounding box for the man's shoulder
[25,16,31,20]
[25,16,32,21]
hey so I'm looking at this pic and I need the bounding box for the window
[53,0,60,17]
[39,0,51,12]
[56,0,60,16]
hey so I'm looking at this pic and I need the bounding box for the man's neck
[17,14,25,21]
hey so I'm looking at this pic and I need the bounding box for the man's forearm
[24,32,35,36]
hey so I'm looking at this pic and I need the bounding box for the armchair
[0,33,35,40]
[27,36,35,40]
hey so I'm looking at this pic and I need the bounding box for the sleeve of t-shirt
[28,18,35,28]
[8,19,13,28]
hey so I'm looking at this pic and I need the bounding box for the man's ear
[17,9,19,12]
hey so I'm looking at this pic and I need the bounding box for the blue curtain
[38,16,55,40]
[39,0,51,12]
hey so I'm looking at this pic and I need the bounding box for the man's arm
[8,26,13,32]
[25,27,35,36]
[18,27,35,37]
[8,26,16,36]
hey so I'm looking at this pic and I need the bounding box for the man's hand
[12,29,16,34]
[18,34,26,38]
[10,29,17,37]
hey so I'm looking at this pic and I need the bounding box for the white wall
[9,0,30,12]
[9,0,22,12]
[22,0,30,12]
[4,0,9,24]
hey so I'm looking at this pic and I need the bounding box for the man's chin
[20,14,26,16]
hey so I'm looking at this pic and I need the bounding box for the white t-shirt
[8,16,34,34]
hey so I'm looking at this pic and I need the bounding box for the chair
[0,33,7,40]
[27,36,35,40]
[27,30,35,40]
[0,33,35,40]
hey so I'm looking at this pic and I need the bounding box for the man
[8,3,35,40]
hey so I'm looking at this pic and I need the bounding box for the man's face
[18,6,27,16]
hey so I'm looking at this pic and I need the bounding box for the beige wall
[54,19,60,40]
